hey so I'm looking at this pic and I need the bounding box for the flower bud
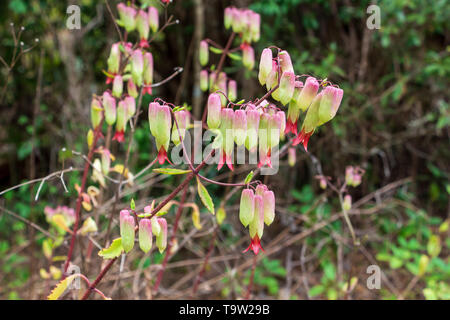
[200,70,208,92]
[138,218,152,253]
[107,43,120,75]
[231,8,243,33]
[250,12,260,42]
[124,96,136,121]
[343,195,352,212]
[207,93,222,129]
[171,110,189,145]
[239,189,255,227]
[255,184,268,197]
[218,108,235,171]
[156,218,167,253]
[233,110,247,146]
[345,166,354,186]
[249,195,264,239]
[120,210,135,253]
[143,52,153,95]
[319,177,327,190]
[244,106,260,153]
[199,40,209,66]
[208,72,216,92]
[279,50,294,73]
[90,97,103,129]
[127,79,138,98]
[288,147,296,167]
[131,49,144,87]
[297,77,319,112]
[224,7,233,29]
[263,190,275,225]
[148,6,159,33]
[102,91,116,126]
[242,44,255,70]
[101,149,111,175]
[149,103,172,164]
[113,99,128,142]
[318,86,344,126]
[278,71,295,105]
[228,80,237,102]
[258,48,273,86]
[136,10,149,48]
[117,3,136,33]
[277,111,286,140]
[112,75,123,98]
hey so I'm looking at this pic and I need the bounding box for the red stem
[81,257,117,300]
[63,118,104,275]
[245,254,258,300]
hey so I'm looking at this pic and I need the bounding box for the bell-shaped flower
[127,79,138,98]
[218,108,235,171]
[113,99,128,142]
[148,6,159,33]
[245,105,260,152]
[228,80,237,102]
[278,71,295,105]
[124,95,136,121]
[266,60,278,91]
[233,109,247,146]
[117,3,137,33]
[90,97,103,129]
[239,189,255,227]
[244,195,264,255]
[103,91,116,126]
[293,92,323,151]
[242,43,255,70]
[208,73,217,92]
[107,43,120,76]
[136,10,150,48]
[297,76,319,112]
[101,148,111,175]
[263,190,275,225]
[148,102,172,164]
[279,50,294,73]
[268,112,281,150]
[171,110,189,146]
[318,86,344,126]
[249,12,260,42]
[199,40,209,66]
[138,218,152,253]
[200,70,208,92]
[286,81,304,135]
[156,218,167,253]
[277,111,286,140]
[143,204,161,236]
[143,52,153,95]
[255,184,268,197]
[112,75,123,98]
[207,93,222,130]
[120,210,135,253]
[343,195,352,211]
[224,7,233,29]
[258,48,273,86]
[131,49,144,87]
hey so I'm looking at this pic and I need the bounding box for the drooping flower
[268,112,281,151]
[293,92,323,151]
[143,204,161,236]
[200,70,208,92]
[208,72,217,92]
[278,71,295,105]
[249,12,260,42]
[206,93,222,130]
[224,7,233,29]
[171,110,189,146]
[143,52,154,95]
[279,50,294,73]
[242,43,255,70]
[228,79,237,102]
[343,195,352,211]
[107,43,120,77]
[112,75,123,98]
[148,6,159,33]
[244,195,264,255]
[102,91,117,126]
[120,210,135,253]
[218,108,235,171]
[286,81,303,135]
[277,110,286,140]
[233,109,247,146]
[156,218,167,253]
[296,77,319,112]
[136,10,150,48]
[100,148,111,175]
[138,219,152,253]
[266,60,278,91]
[199,40,209,66]
[90,96,103,129]
[117,3,137,33]
[127,78,138,98]
[124,95,136,121]
[245,105,260,153]
[317,86,344,126]
[258,48,273,86]
[239,188,255,227]
[148,102,172,164]
[113,99,128,142]
[263,190,275,225]
[131,49,144,87]
[288,147,296,167]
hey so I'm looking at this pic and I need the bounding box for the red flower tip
[243,236,264,255]
[157,147,172,165]
[105,76,114,85]
[292,129,312,152]
[139,39,150,48]
[285,119,298,135]
[143,86,152,96]
[218,151,234,171]
[112,130,125,142]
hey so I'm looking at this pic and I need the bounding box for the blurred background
[0,0,448,300]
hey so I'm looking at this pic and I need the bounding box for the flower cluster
[148,101,190,165]
[206,93,286,170]
[345,166,364,187]
[258,48,344,151]
[239,184,275,255]
[119,205,168,254]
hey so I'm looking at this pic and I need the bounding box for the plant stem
[245,254,258,300]
[81,257,117,300]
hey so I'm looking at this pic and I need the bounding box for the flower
[218,108,235,171]
[279,50,294,73]
[245,105,260,152]
[200,70,208,92]
[90,96,103,129]
[199,40,209,66]
[258,113,271,168]
[117,3,137,33]
[112,75,123,98]
[317,86,344,126]
[233,109,247,146]
[120,210,135,253]
[278,71,295,105]
[127,78,138,98]
[131,49,144,87]
[148,102,172,164]
[136,10,150,48]
[242,43,255,70]
[107,43,120,76]
[258,48,273,86]
[113,99,128,142]
[138,219,152,253]
[206,93,222,130]
[343,195,352,211]
[171,110,189,146]
[156,218,167,253]
[102,91,116,126]
[143,52,154,95]
[239,189,255,227]
[244,195,265,255]
[148,7,159,33]
[228,79,237,102]
[293,92,323,151]
[263,190,275,225]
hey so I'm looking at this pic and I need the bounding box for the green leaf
[227,52,242,61]
[98,238,123,259]
[153,168,191,175]
[47,275,77,300]
[197,178,215,215]
[244,171,254,184]
[209,46,223,54]
[130,198,135,211]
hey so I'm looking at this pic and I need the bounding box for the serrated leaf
[153,168,191,175]
[197,178,214,215]
[47,274,77,300]
[98,238,123,259]
[209,46,223,54]
[227,52,242,61]
[244,171,254,184]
